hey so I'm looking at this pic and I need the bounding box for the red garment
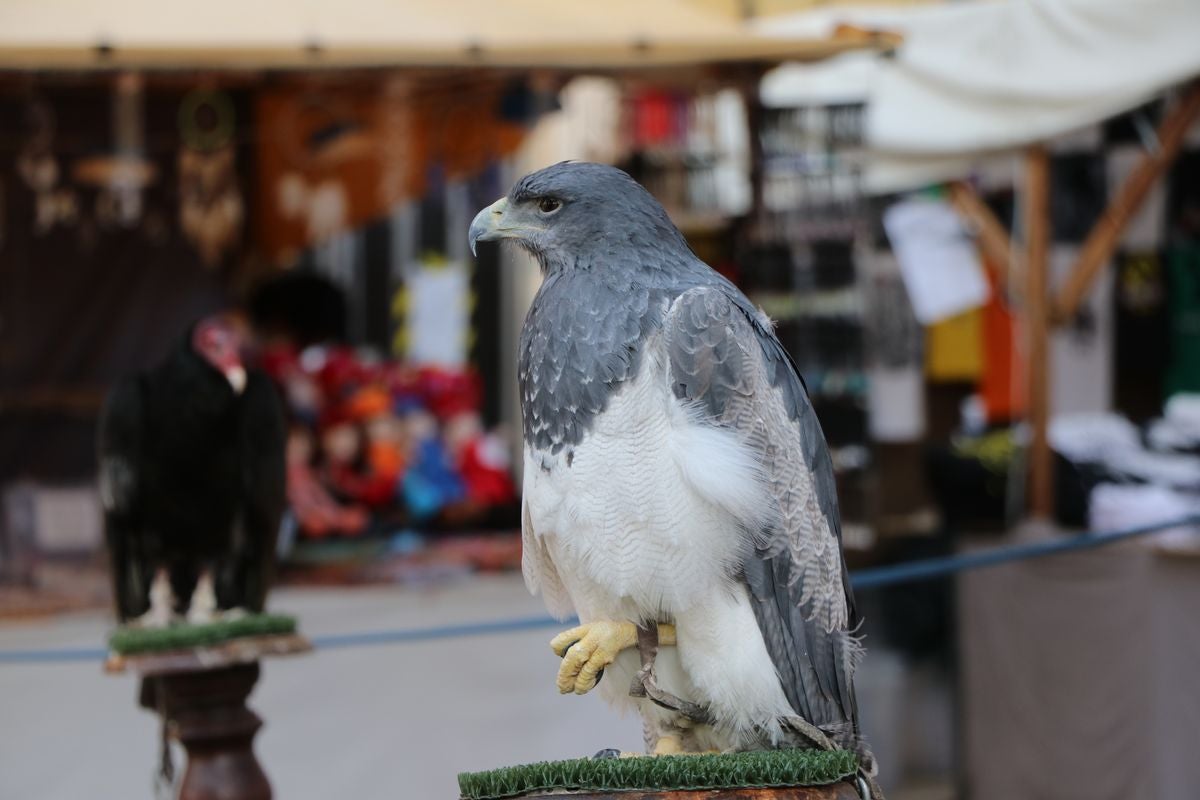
[417,367,482,419]
[631,90,677,148]
[328,461,396,508]
[979,262,1026,423]
[458,438,516,506]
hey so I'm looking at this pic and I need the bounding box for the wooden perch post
[1024,145,1053,519]
[518,788,862,799]
[108,633,311,800]
[1053,83,1200,321]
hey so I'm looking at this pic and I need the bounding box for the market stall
[0,1,883,587]
[755,3,1200,795]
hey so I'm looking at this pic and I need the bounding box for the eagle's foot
[651,734,684,755]
[135,568,176,628]
[185,570,218,625]
[550,620,638,695]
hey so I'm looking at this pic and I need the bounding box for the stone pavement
[0,573,950,800]
[0,575,639,800]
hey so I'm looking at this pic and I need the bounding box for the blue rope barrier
[0,645,108,663]
[848,512,1200,590]
[2,513,1196,665]
[310,614,573,650]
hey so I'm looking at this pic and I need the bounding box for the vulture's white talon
[186,571,218,624]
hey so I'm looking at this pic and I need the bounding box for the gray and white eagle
[470,163,872,771]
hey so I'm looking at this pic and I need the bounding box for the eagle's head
[468,161,689,273]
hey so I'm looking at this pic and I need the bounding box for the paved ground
[0,574,951,799]
[1,576,639,800]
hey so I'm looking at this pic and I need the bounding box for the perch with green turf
[458,749,860,800]
[108,613,297,656]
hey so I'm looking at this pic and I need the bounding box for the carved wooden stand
[107,634,311,800]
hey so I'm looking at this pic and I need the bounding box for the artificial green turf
[108,613,297,655]
[457,748,858,799]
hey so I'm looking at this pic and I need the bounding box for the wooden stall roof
[0,0,878,71]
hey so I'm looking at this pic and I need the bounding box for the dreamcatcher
[273,91,375,249]
[16,98,78,235]
[177,88,244,267]
[73,73,158,230]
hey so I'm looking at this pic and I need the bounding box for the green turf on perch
[108,613,297,655]
[457,748,859,800]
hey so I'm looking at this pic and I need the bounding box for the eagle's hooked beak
[468,196,509,257]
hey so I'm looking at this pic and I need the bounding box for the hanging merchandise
[259,343,515,539]
[177,89,244,267]
[285,428,370,539]
[1050,245,1115,415]
[257,86,393,265]
[978,266,1025,423]
[73,73,157,229]
[1114,250,1170,420]
[1108,145,1166,250]
[862,249,924,441]
[621,88,750,221]
[757,104,865,242]
[1167,151,1200,240]
[256,76,530,265]
[883,196,990,325]
[747,100,872,463]
[16,97,78,235]
[1048,153,1106,244]
[276,171,350,247]
[925,308,983,382]
[1165,243,1200,397]
[395,254,473,368]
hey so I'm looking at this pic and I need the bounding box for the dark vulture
[99,316,286,625]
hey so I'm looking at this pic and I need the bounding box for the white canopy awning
[760,0,1200,192]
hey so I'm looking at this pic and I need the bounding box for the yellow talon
[550,620,638,695]
[652,735,684,755]
[656,623,677,647]
[549,621,678,696]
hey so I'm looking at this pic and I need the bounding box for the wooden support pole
[1053,83,1200,322]
[947,180,1021,299]
[1025,145,1053,520]
[142,663,272,800]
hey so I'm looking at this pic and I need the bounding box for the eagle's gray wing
[665,283,864,754]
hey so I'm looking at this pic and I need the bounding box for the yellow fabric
[925,308,983,381]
